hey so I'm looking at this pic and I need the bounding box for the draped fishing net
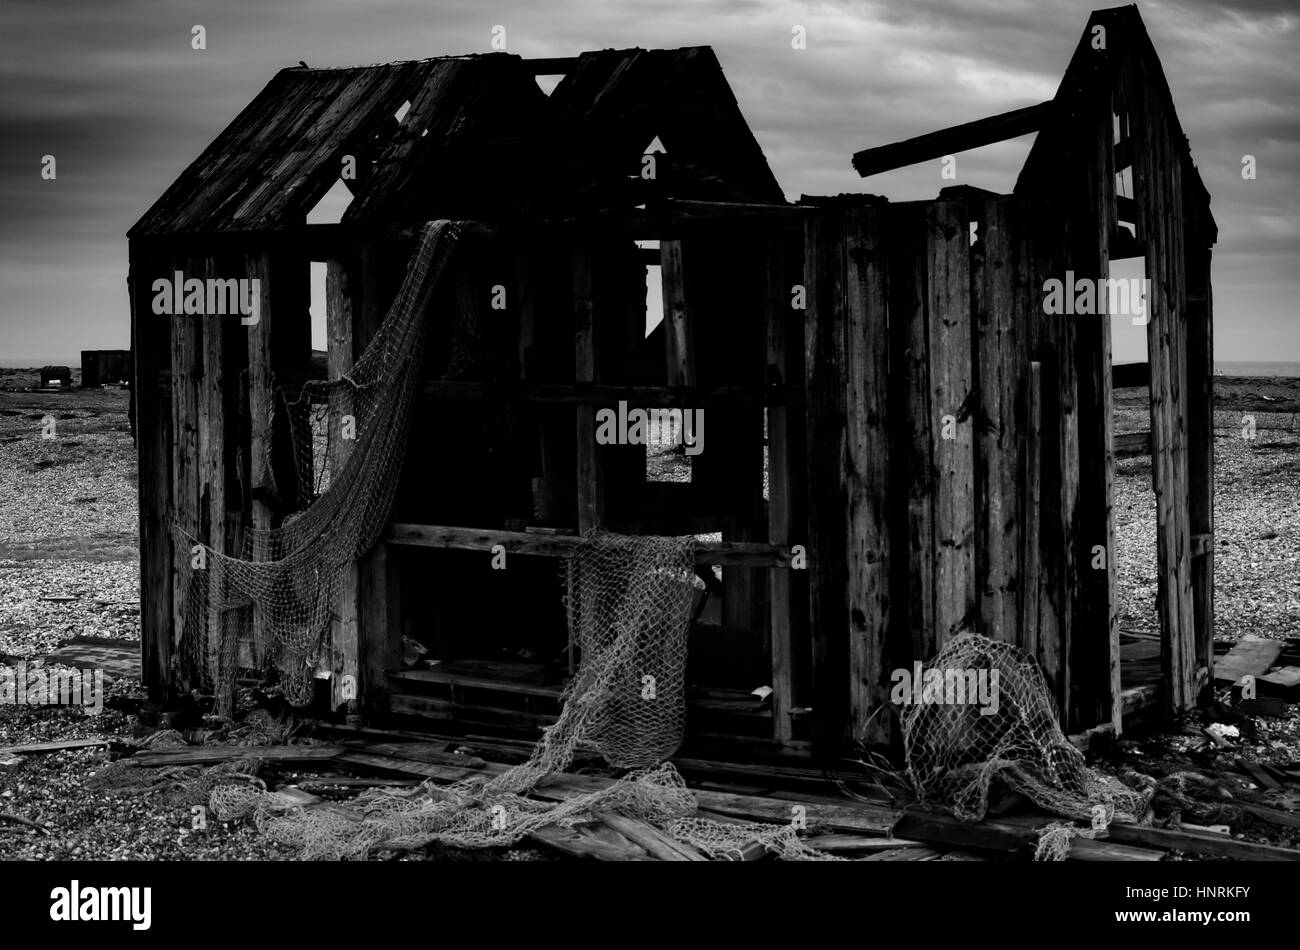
[902,632,1151,859]
[205,533,837,860]
[175,221,466,716]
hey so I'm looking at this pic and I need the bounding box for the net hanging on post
[176,220,467,716]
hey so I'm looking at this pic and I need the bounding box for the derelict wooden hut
[129,5,1214,763]
[81,349,133,388]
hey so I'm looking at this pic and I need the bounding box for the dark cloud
[0,0,1295,362]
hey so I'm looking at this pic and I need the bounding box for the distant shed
[81,349,133,387]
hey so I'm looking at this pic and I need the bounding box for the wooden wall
[804,195,1112,751]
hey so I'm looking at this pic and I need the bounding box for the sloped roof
[1016,4,1215,241]
[129,55,538,237]
[130,47,784,237]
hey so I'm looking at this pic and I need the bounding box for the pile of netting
[175,221,466,716]
[207,533,837,860]
[901,632,1153,860]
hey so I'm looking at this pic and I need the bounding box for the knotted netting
[207,532,837,860]
[176,220,466,715]
[902,632,1151,856]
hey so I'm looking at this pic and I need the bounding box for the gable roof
[1015,4,1215,241]
[129,47,784,238]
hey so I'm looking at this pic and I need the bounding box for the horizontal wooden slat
[420,380,804,407]
[387,523,805,567]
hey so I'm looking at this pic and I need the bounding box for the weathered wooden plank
[386,523,804,567]
[245,250,275,667]
[130,241,175,701]
[927,201,975,648]
[888,204,936,664]
[1021,361,1042,660]
[170,254,202,693]
[764,234,795,742]
[1132,57,1196,714]
[199,255,229,713]
[804,209,851,755]
[974,197,1024,644]
[327,254,360,712]
[843,205,892,744]
[851,102,1054,178]
[573,239,603,534]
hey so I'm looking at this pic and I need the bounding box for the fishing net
[902,632,1151,858]
[202,532,836,860]
[175,221,467,716]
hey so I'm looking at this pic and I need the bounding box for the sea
[1213,361,1300,377]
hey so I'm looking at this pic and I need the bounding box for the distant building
[81,349,133,388]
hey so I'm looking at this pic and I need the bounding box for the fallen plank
[861,846,945,861]
[798,834,927,853]
[1258,666,1300,694]
[595,811,708,861]
[0,738,109,756]
[529,823,650,861]
[1239,803,1300,830]
[339,740,486,769]
[1104,822,1300,860]
[1238,759,1282,791]
[1214,635,1285,685]
[131,744,342,767]
[333,750,482,782]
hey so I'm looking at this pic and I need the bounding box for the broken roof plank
[851,101,1053,178]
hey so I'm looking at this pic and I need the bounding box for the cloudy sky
[0,0,1295,364]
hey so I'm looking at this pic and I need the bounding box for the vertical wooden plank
[199,255,229,713]
[804,209,850,756]
[927,201,975,648]
[1185,237,1214,682]
[574,237,604,534]
[888,204,936,664]
[764,234,795,742]
[974,197,1025,644]
[131,241,175,701]
[844,205,892,745]
[245,249,275,668]
[1064,89,1118,730]
[1133,64,1196,714]
[355,240,401,717]
[171,254,202,694]
[327,253,360,712]
[661,239,695,388]
[1022,361,1043,660]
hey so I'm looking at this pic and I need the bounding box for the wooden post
[1022,361,1043,661]
[804,209,851,756]
[327,252,360,712]
[171,253,202,693]
[765,234,795,742]
[927,200,976,649]
[130,241,175,701]
[574,238,604,534]
[245,250,275,668]
[844,206,893,745]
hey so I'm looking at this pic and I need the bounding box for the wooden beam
[386,524,806,568]
[851,101,1054,178]
[420,379,804,406]
[573,239,603,534]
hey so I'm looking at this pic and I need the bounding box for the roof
[130,47,784,238]
[1016,5,1216,241]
